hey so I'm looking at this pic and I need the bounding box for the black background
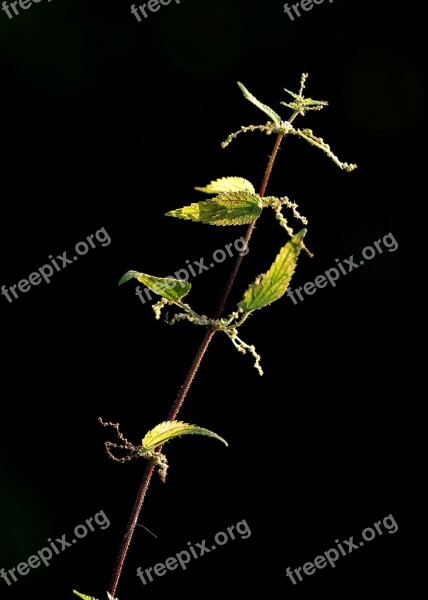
[0,0,421,598]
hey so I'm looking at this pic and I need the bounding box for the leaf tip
[118,270,137,286]
[293,228,307,244]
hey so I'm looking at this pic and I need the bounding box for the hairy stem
[108,464,155,597]
[168,329,216,420]
[108,120,297,598]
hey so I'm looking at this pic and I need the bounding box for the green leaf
[118,270,138,286]
[238,229,306,312]
[237,82,281,125]
[73,592,95,600]
[301,98,328,108]
[166,192,262,226]
[282,74,328,115]
[119,270,191,302]
[142,420,228,451]
[195,176,255,195]
[283,87,301,101]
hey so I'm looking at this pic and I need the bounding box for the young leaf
[238,229,306,312]
[283,87,301,101]
[142,420,228,451]
[237,82,281,125]
[119,270,191,302]
[195,176,255,195]
[166,192,262,226]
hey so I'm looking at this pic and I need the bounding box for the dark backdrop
[0,0,421,598]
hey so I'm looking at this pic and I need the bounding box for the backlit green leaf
[118,270,191,302]
[283,87,301,101]
[195,176,255,195]
[238,229,306,312]
[166,192,262,226]
[142,420,228,451]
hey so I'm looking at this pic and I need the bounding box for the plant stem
[259,131,285,198]
[108,464,155,597]
[108,125,294,598]
[214,127,291,319]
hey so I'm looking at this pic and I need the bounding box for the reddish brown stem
[108,464,155,597]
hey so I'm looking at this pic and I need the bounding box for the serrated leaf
[237,82,281,125]
[302,98,328,107]
[166,202,201,221]
[118,270,191,302]
[142,420,228,451]
[195,176,255,195]
[281,99,328,109]
[238,229,306,312]
[166,192,262,226]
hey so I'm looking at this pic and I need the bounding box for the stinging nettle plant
[74,73,356,600]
